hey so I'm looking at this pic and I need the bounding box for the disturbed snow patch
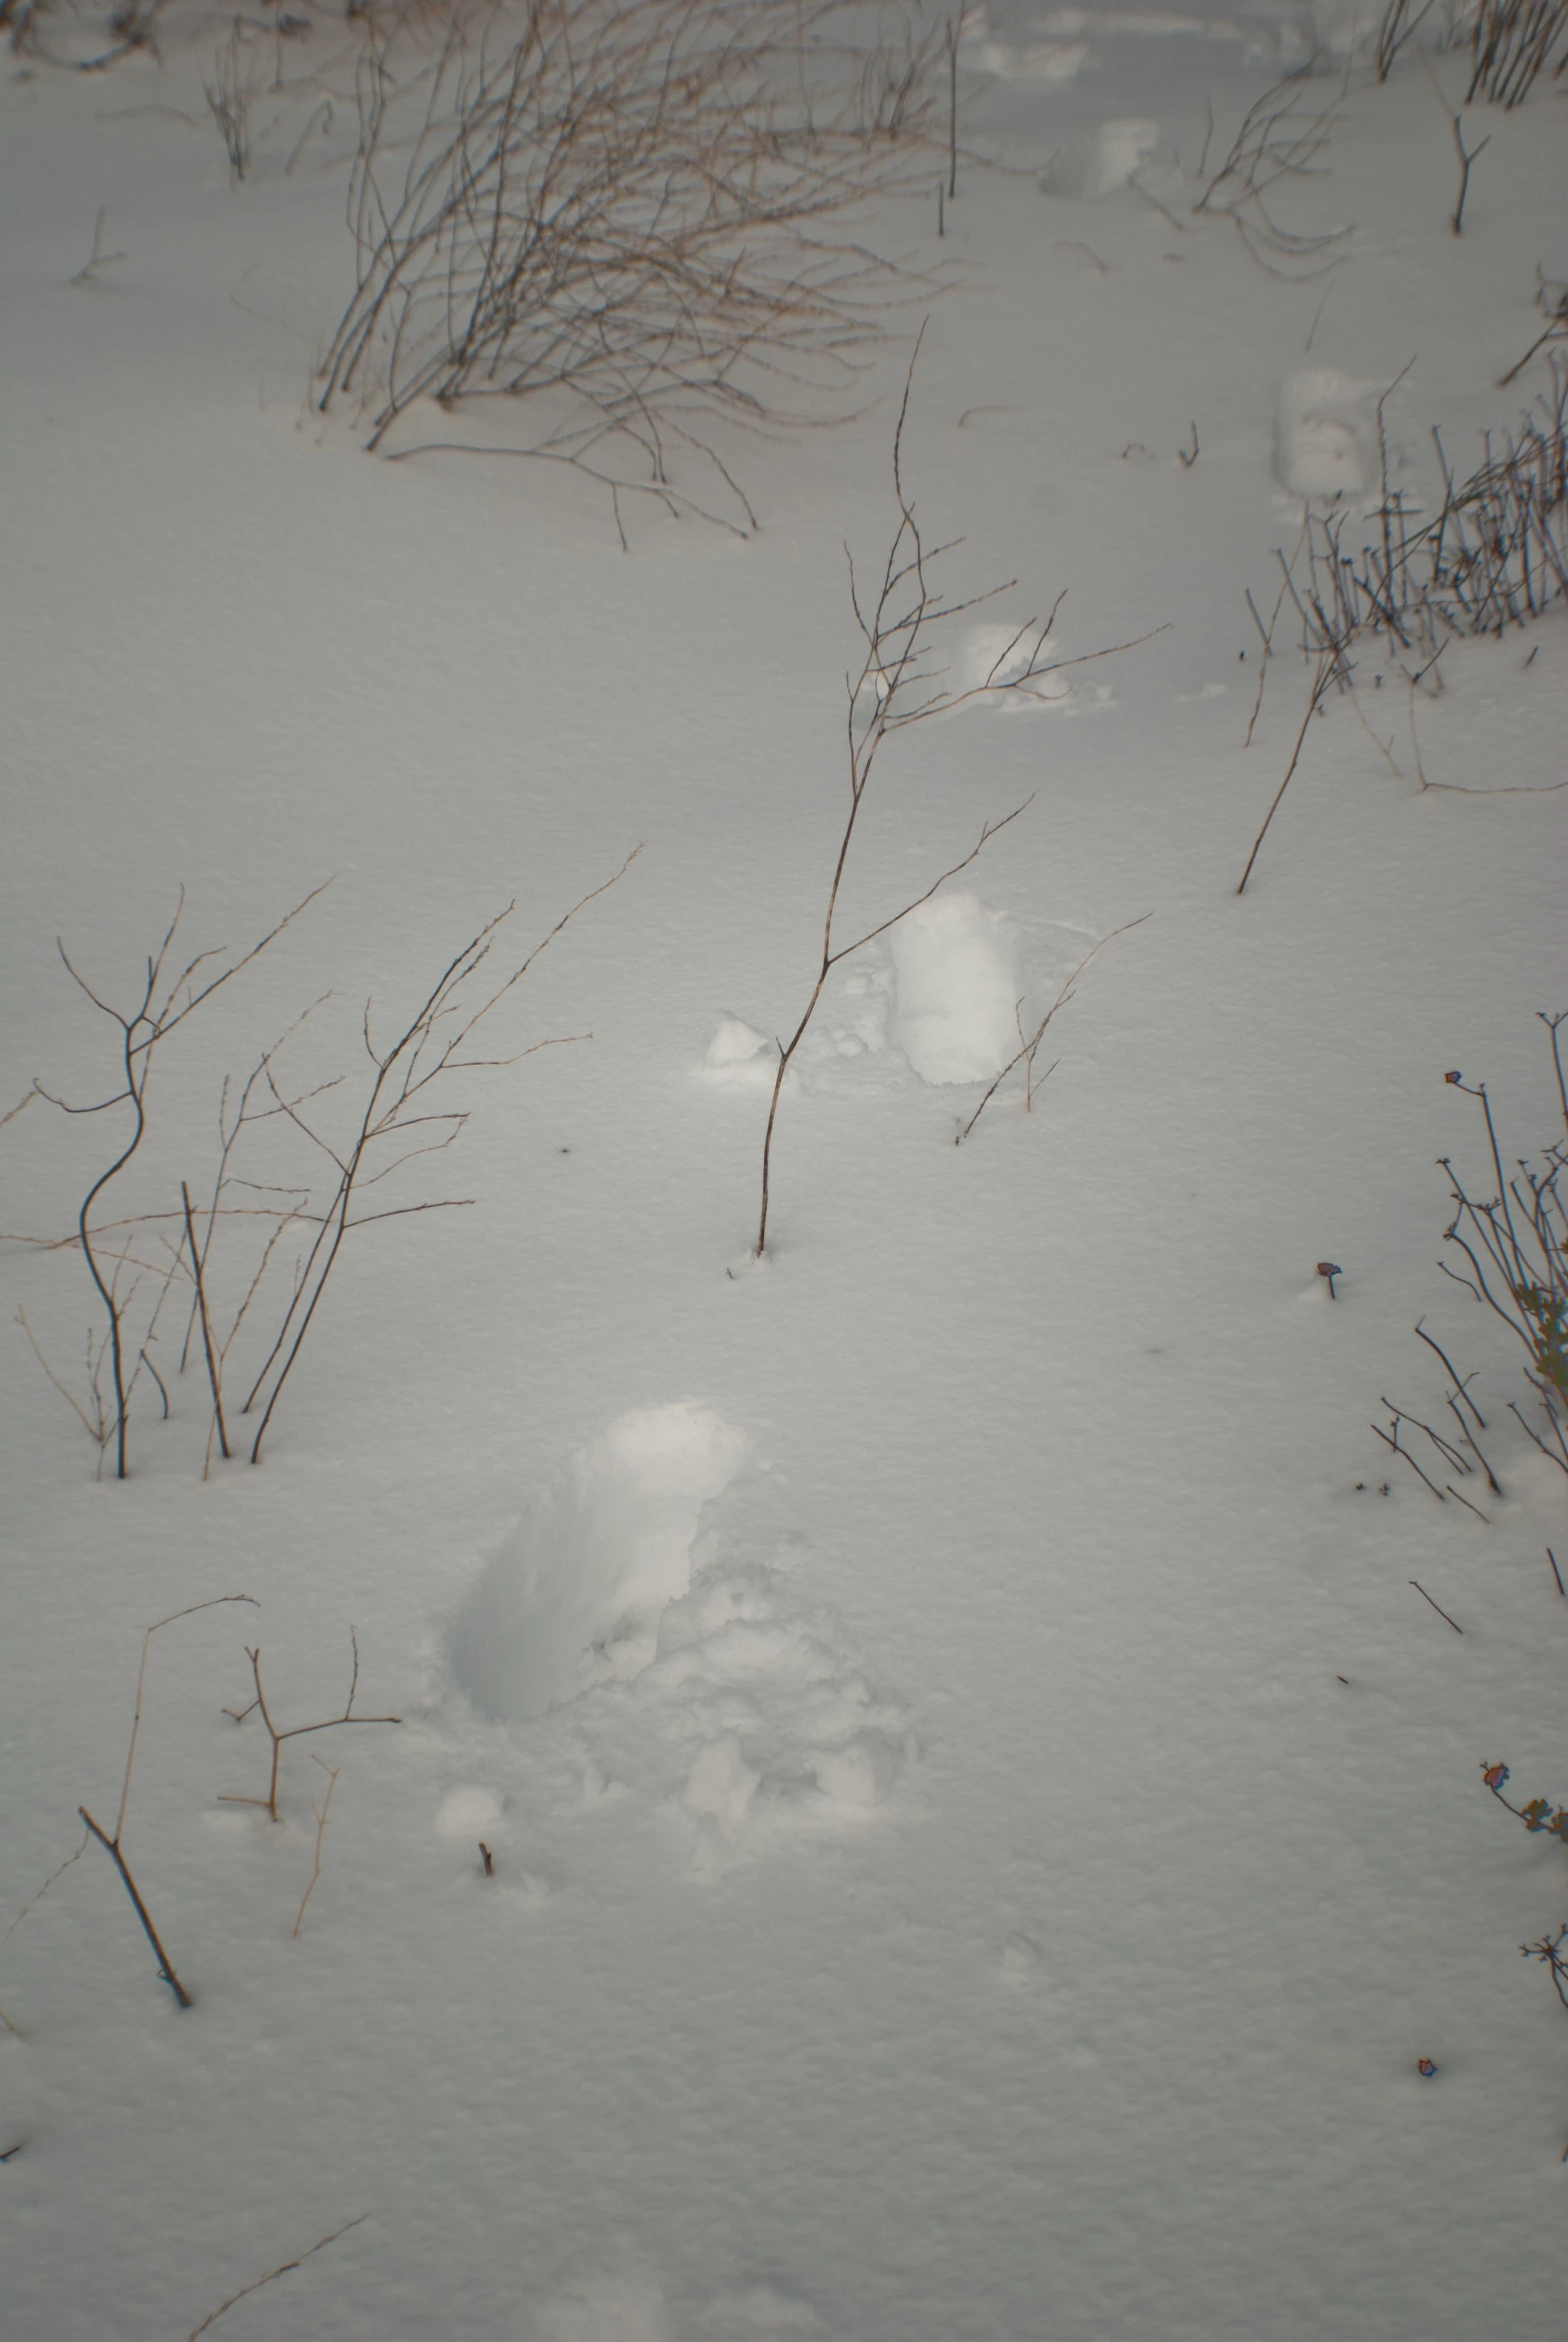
[449,1403,748,1723]
[446,1409,912,1872]
[652,1553,912,1871]
[1041,115,1160,197]
[697,1015,778,1090]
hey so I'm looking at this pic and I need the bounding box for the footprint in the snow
[1275,368,1376,499]
[447,1407,913,1872]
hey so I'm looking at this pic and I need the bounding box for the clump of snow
[1042,116,1162,196]
[448,1403,748,1722]
[889,894,1020,1084]
[951,619,1074,708]
[682,1732,761,1840]
[699,1015,776,1088]
[434,1784,503,1841]
[1275,367,1376,499]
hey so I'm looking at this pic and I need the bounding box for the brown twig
[1409,1577,1464,1632]
[292,1760,341,1938]
[187,2214,369,2340]
[221,1631,400,1825]
[240,855,638,1460]
[78,1806,193,2008]
[956,917,1150,1145]
[30,883,329,1478]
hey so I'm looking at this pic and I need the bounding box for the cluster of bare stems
[1465,0,1568,103]
[954,918,1150,1146]
[1236,364,1567,891]
[0,0,168,70]
[1436,1022,1568,1476]
[753,331,1154,1253]
[1501,271,1568,390]
[1192,66,1354,280]
[14,857,636,1477]
[1372,1025,1568,1513]
[318,0,943,537]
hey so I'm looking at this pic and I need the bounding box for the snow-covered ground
[2,2,1566,2334]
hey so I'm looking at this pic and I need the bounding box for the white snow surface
[2,5,1567,2338]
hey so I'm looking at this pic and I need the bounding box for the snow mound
[1275,368,1375,499]
[951,620,1075,709]
[698,1015,777,1089]
[1042,116,1161,197]
[449,1404,748,1723]
[890,895,1020,1084]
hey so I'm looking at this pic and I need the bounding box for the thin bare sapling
[753,336,1154,1253]
[26,886,327,1478]
[955,916,1151,1145]
[78,1597,260,2010]
[239,852,641,1461]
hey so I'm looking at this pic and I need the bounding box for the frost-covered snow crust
[2,1,1567,2336]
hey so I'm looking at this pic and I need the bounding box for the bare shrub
[204,20,262,183]
[236,853,639,1462]
[1438,1025,1568,1474]
[22,887,326,1479]
[318,0,940,532]
[1466,0,1568,104]
[1191,66,1354,279]
[1284,365,1568,668]
[12,864,636,1474]
[1237,365,1568,888]
[1374,0,1444,77]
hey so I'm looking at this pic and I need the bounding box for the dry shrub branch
[754,331,1157,1252]
[78,1597,260,2010]
[1466,0,1568,104]
[25,886,328,1479]
[1192,65,1354,279]
[319,0,940,532]
[1237,364,1568,889]
[220,1630,400,1825]
[238,849,640,1461]
[955,916,1151,1145]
